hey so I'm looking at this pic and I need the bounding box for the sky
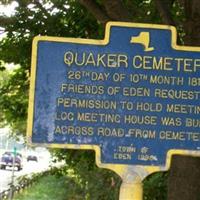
[0,2,19,69]
[0,1,18,17]
[0,1,18,39]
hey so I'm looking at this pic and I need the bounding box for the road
[0,156,51,193]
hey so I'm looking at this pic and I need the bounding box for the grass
[13,174,83,200]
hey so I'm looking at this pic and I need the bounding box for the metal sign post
[119,172,143,200]
[27,22,200,199]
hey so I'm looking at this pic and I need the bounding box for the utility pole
[9,147,16,200]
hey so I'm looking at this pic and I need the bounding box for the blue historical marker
[27,22,200,168]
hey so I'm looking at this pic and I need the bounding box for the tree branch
[0,16,15,28]
[79,0,111,25]
[16,0,31,7]
[33,0,51,18]
[102,0,131,21]
[182,0,200,46]
[155,0,176,25]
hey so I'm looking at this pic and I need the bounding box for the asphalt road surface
[0,156,51,193]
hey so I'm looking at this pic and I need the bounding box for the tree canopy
[1,0,199,132]
[1,1,200,199]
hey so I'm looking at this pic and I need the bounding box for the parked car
[0,151,23,171]
[27,155,38,162]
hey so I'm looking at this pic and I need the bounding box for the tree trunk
[168,155,200,200]
[168,1,200,200]
[182,0,200,45]
[80,1,200,199]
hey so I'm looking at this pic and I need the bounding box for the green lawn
[13,175,83,200]
[12,171,167,200]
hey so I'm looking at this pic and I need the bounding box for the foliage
[0,67,28,133]
[0,0,189,135]
[14,174,70,200]
[52,150,121,199]
[13,166,120,200]
[12,164,167,200]
[0,0,198,199]
[144,172,168,200]
[0,0,101,134]
[0,0,189,134]
[0,68,9,126]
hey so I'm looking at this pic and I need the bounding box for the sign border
[27,21,200,177]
